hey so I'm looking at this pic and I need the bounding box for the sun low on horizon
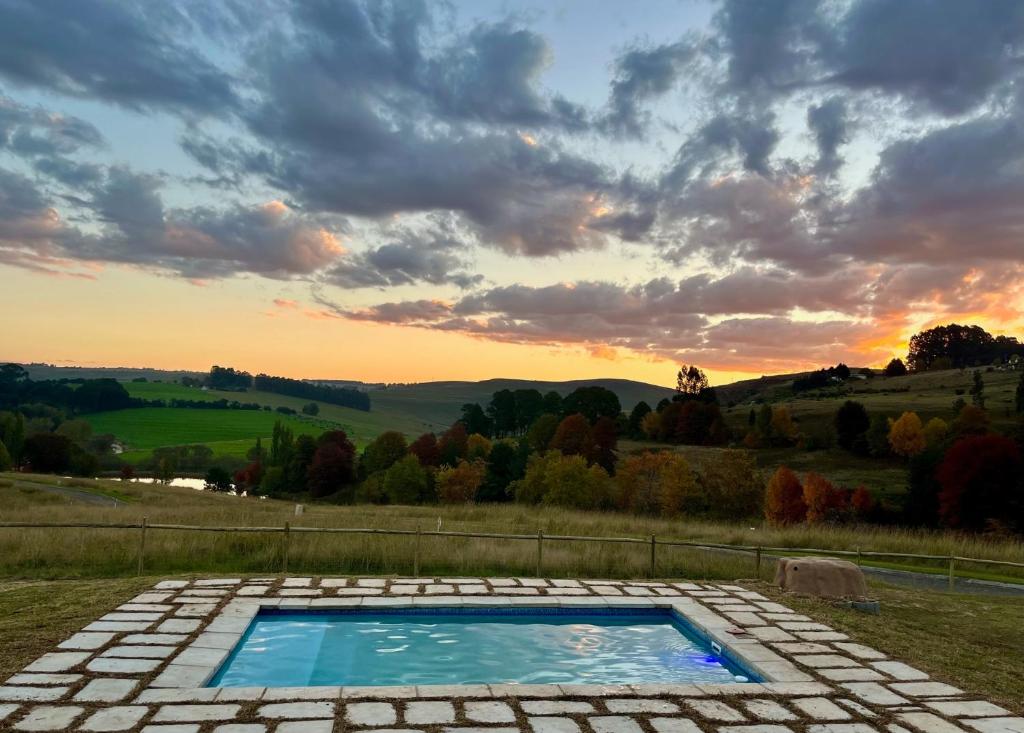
[1,0,1023,387]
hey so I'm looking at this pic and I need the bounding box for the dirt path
[13,480,126,507]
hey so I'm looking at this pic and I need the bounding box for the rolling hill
[364,378,677,429]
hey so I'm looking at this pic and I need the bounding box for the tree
[550,414,592,457]
[478,440,527,502]
[615,451,695,517]
[436,460,486,503]
[0,438,11,472]
[525,414,559,452]
[969,370,985,408]
[382,455,429,505]
[627,401,652,439]
[72,379,132,412]
[438,422,468,466]
[362,431,408,476]
[640,410,661,440]
[588,416,618,472]
[937,435,1023,531]
[486,389,517,437]
[204,466,233,492]
[888,412,926,457]
[764,467,806,525]
[307,430,356,499]
[834,363,851,380]
[675,365,709,397]
[835,401,870,451]
[803,472,842,524]
[466,433,492,460]
[542,390,563,415]
[850,486,875,520]
[884,358,907,377]
[907,324,1023,372]
[512,389,545,434]
[769,405,797,446]
[459,403,492,437]
[561,387,621,423]
[699,450,764,519]
[22,433,73,473]
[409,432,441,467]
[904,444,944,527]
[952,404,989,436]
[301,402,320,416]
[922,417,949,447]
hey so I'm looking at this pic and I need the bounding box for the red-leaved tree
[764,466,806,525]
[307,430,356,499]
[937,435,1023,531]
[408,432,441,467]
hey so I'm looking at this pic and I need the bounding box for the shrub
[511,452,612,510]
[764,466,806,525]
[952,404,989,436]
[850,486,875,519]
[0,439,11,472]
[937,435,1023,531]
[884,358,907,376]
[204,466,233,492]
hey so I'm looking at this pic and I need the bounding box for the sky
[1,0,1023,387]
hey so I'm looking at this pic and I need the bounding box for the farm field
[99,382,434,458]
[2,472,1021,583]
[721,367,1022,434]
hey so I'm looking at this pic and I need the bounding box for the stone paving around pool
[1,576,1021,733]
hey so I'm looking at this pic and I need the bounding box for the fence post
[136,517,147,576]
[948,556,955,591]
[650,535,656,577]
[536,530,543,578]
[856,547,862,566]
[414,525,421,577]
[282,521,291,574]
[755,546,762,579]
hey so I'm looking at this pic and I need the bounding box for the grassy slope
[3,472,1020,581]
[98,382,432,457]
[370,377,676,429]
[721,367,1021,434]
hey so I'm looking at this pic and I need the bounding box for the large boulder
[774,556,868,599]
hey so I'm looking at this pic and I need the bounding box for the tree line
[204,366,370,411]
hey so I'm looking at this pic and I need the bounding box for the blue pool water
[209,608,755,687]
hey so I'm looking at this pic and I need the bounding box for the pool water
[209,608,754,687]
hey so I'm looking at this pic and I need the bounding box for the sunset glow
[1,1,1021,386]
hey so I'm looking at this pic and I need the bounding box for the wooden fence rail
[2,521,1022,590]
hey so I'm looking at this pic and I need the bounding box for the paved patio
[0,576,1021,732]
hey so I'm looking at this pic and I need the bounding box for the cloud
[710,0,1024,116]
[0,165,346,279]
[0,0,237,115]
[0,94,104,157]
[806,97,849,176]
[600,41,695,137]
[326,227,482,289]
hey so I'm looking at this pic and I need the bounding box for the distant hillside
[15,363,204,382]
[368,378,676,429]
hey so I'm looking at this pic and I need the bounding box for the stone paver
[346,702,397,726]
[404,701,455,724]
[1,575,1017,733]
[13,705,83,731]
[79,705,148,731]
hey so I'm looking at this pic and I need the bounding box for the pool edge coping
[151,595,813,699]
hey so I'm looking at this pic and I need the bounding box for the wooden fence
[2,520,1023,590]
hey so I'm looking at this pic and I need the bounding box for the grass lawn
[760,581,1024,713]
[85,407,319,453]
[0,578,152,683]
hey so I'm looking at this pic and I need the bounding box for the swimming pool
[209,607,757,687]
